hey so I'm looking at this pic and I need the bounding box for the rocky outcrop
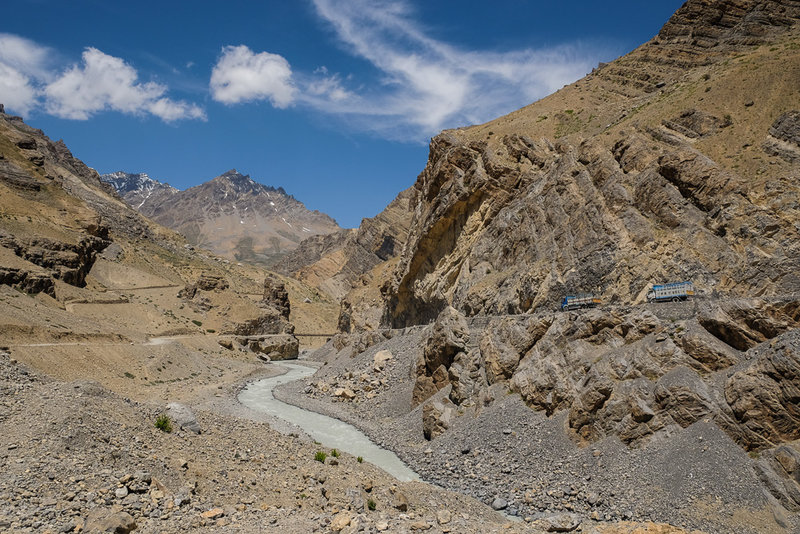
[0,267,56,296]
[381,124,800,328]
[406,298,800,451]
[412,307,470,407]
[276,188,415,333]
[223,311,294,336]
[262,275,290,320]
[216,276,298,358]
[657,0,800,49]
[177,273,229,312]
[764,110,800,162]
[0,231,109,288]
[662,109,731,139]
[725,330,800,448]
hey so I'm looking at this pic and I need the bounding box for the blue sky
[1,0,683,228]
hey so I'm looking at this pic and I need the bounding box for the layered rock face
[379,0,800,328]
[411,300,800,509]
[216,275,299,359]
[297,1,800,527]
[276,187,414,301]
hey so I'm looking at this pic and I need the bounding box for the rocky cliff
[276,187,415,330]
[286,2,800,531]
[102,169,341,266]
[375,0,800,328]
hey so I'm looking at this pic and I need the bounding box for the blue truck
[560,293,602,311]
[646,281,695,303]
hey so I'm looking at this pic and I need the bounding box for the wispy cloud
[310,0,603,138]
[209,0,606,140]
[0,33,205,122]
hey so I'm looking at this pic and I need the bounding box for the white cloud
[0,63,39,115]
[0,33,204,122]
[301,0,605,139]
[210,45,295,107]
[0,33,52,81]
[44,48,205,121]
[0,33,53,115]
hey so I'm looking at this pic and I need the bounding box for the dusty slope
[282,298,800,533]
[0,103,540,534]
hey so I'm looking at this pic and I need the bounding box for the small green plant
[367,498,376,511]
[155,414,173,433]
[331,449,340,458]
[206,329,215,333]
[191,319,203,327]
[357,456,363,463]
[564,109,574,115]
[749,450,760,459]
[314,451,327,463]
[537,115,548,122]
[123,372,135,379]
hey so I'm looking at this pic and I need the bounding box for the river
[238,362,420,482]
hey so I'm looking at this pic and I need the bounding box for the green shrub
[331,449,340,458]
[367,498,376,511]
[123,372,135,379]
[191,319,202,326]
[155,414,173,433]
[357,456,363,463]
[314,451,327,463]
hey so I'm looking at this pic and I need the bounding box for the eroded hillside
[378,0,800,327]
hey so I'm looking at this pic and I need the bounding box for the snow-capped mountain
[101,171,178,210]
[101,169,340,265]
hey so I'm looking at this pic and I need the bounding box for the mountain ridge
[102,168,341,266]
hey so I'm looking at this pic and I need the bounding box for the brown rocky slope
[275,1,800,533]
[371,0,800,327]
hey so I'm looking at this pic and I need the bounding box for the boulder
[334,387,356,400]
[330,512,352,532]
[422,398,455,440]
[536,513,580,532]
[165,403,201,434]
[246,334,299,360]
[373,349,393,371]
[84,511,136,533]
